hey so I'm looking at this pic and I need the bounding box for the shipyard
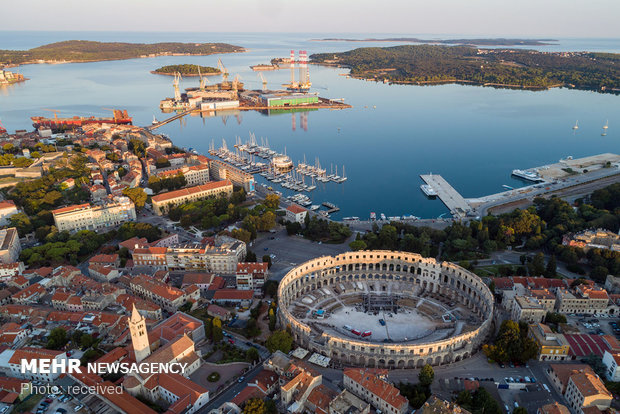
[158,52,351,114]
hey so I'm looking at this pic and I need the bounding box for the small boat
[152,116,159,125]
[603,120,609,130]
[310,205,320,211]
[572,120,579,130]
[602,132,607,136]
[502,185,514,190]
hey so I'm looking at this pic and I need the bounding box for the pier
[147,109,192,130]
[420,174,472,219]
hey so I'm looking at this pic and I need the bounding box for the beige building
[529,288,557,313]
[528,323,570,361]
[0,228,21,264]
[52,197,136,232]
[151,180,233,215]
[556,286,610,315]
[129,274,200,313]
[208,159,254,193]
[537,402,570,414]
[285,204,308,224]
[155,164,210,187]
[0,200,19,227]
[343,368,408,414]
[236,262,269,291]
[512,296,546,323]
[564,371,612,413]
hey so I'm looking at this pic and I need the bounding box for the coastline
[150,71,221,77]
[1,49,247,69]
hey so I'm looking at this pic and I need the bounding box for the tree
[122,187,148,210]
[9,212,33,236]
[266,330,293,354]
[80,333,96,349]
[232,228,252,244]
[47,327,68,350]
[545,255,557,277]
[591,266,609,282]
[513,408,527,414]
[245,347,259,363]
[262,255,272,268]
[243,398,266,414]
[489,280,496,294]
[264,194,280,210]
[349,240,367,251]
[418,364,434,387]
[545,312,567,325]
[246,250,257,262]
[155,158,171,168]
[530,252,546,276]
[128,139,146,157]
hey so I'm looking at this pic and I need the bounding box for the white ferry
[511,169,543,182]
[420,184,438,197]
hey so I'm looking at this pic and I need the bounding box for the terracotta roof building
[343,368,408,414]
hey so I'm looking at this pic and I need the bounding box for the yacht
[310,205,320,211]
[420,184,438,197]
[380,213,387,221]
[603,120,609,130]
[572,120,579,130]
[512,169,543,182]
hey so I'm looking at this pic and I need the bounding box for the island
[310,45,620,93]
[151,64,221,76]
[312,37,558,46]
[0,40,245,67]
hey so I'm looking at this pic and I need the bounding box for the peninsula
[312,37,558,46]
[0,40,245,67]
[311,45,620,92]
[151,64,221,76]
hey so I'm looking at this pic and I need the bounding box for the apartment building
[602,350,620,381]
[129,274,199,313]
[528,323,570,361]
[0,200,19,226]
[0,228,21,264]
[343,368,408,414]
[151,180,233,215]
[556,286,610,315]
[52,197,136,232]
[155,164,210,186]
[208,159,255,193]
[512,296,546,323]
[564,371,612,413]
[236,262,269,291]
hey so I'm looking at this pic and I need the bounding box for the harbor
[420,153,620,219]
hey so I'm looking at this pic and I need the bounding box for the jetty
[147,109,192,130]
[420,174,472,219]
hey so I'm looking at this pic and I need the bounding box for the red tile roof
[151,180,232,203]
[286,204,307,214]
[213,289,254,301]
[344,368,408,411]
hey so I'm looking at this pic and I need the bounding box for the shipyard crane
[42,108,61,121]
[102,107,123,122]
[197,66,207,91]
[232,74,242,93]
[258,73,267,91]
[173,72,182,102]
[217,59,229,85]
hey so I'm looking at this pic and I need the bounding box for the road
[473,168,620,217]
[476,250,586,279]
[197,364,264,413]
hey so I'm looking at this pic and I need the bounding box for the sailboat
[152,115,159,125]
[572,120,579,130]
[336,166,348,183]
[603,120,609,130]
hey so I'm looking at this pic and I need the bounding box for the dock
[147,109,192,130]
[322,202,340,214]
[420,174,472,219]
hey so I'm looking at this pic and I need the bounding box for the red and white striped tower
[290,50,296,87]
[299,50,309,88]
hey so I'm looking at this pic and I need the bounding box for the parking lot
[32,391,85,414]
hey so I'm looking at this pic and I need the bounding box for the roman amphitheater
[277,251,494,368]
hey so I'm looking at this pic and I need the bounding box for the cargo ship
[31,110,132,131]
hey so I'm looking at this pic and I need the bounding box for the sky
[3,0,620,38]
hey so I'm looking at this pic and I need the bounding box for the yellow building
[151,180,233,215]
[529,323,570,361]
